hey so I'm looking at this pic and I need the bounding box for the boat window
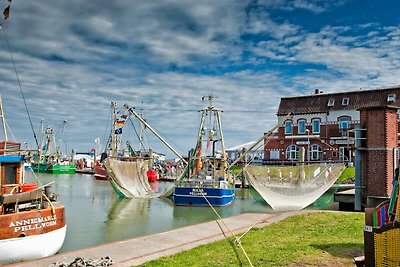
[4,164,17,184]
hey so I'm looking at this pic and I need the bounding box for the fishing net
[104,157,172,198]
[244,163,346,211]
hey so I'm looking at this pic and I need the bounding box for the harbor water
[25,172,277,253]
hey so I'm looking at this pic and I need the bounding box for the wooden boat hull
[94,164,108,180]
[0,206,66,264]
[173,187,235,206]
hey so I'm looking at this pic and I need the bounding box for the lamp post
[306,129,310,162]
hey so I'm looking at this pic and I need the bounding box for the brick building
[264,86,400,163]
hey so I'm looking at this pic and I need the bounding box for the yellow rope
[10,184,20,194]
[200,189,254,267]
[42,192,55,215]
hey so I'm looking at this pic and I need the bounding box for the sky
[0,0,399,159]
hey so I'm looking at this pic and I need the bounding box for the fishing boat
[102,102,158,197]
[99,102,165,184]
[173,96,235,206]
[0,99,66,264]
[94,160,108,180]
[31,120,76,174]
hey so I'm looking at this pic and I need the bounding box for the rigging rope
[200,189,254,267]
[1,26,39,149]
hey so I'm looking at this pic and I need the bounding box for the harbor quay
[6,212,298,267]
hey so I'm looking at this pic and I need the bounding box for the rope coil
[49,256,114,267]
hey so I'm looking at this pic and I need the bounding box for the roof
[277,86,400,116]
[226,141,256,152]
[0,155,24,163]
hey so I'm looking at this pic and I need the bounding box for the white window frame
[387,93,396,102]
[338,116,351,129]
[327,99,335,107]
[284,120,292,135]
[286,145,299,160]
[311,119,320,134]
[309,144,322,161]
[342,98,349,106]
[297,119,306,134]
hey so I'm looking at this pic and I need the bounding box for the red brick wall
[361,107,398,200]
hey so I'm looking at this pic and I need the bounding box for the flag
[3,5,10,20]
[94,137,100,144]
[116,120,125,127]
[115,128,123,135]
[121,114,128,119]
[205,130,214,154]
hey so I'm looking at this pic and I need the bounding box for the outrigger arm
[227,112,293,169]
[123,103,188,165]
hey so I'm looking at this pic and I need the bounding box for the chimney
[315,89,319,94]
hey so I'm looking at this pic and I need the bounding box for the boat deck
[6,212,297,267]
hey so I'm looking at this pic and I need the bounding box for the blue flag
[115,128,123,135]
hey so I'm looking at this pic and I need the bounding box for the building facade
[264,86,400,164]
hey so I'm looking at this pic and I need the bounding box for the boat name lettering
[190,188,207,196]
[9,215,57,232]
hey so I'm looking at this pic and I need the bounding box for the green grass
[337,166,355,183]
[137,212,364,267]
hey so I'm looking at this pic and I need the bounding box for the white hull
[0,225,67,265]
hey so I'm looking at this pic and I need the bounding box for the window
[387,93,396,102]
[309,145,322,161]
[338,116,351,129]
[327,99,335,107]
[342,98,349,106]
[311,119,320,133]
[284,120,292,135]
[286,145,299,160]
[297,119,306,134]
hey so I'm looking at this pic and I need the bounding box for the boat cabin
[0,141,23,194]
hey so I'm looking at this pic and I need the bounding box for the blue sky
[0,0,399,158]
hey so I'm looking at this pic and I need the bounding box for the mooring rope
[200,189,254,267]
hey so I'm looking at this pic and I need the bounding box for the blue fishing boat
[173,96,235,206]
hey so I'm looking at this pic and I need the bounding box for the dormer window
[387,93,396,102]
[327,99,335,107]
[342,98,349,106]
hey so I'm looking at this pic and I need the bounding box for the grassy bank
[138,212,364,267]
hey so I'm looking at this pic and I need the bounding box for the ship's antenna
[1,25,39,148]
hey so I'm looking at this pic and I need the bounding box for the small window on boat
[327,99,335,107]
[342,98,349,106]
[387,93,396,102]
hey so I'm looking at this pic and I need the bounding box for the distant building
[264,86,400,163]
[226,141,263,163]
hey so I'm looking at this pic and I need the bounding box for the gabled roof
[277,86,400,116]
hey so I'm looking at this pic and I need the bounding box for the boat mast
[56,120,67,160]
[0,95,8,142]
[123,103,187,164]
[111,101,117,157]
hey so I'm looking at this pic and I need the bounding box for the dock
[7,212,296,267]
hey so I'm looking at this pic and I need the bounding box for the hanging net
[104,157,172,198]
[244,163,346,211]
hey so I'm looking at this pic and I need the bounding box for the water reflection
[25,172,274,252]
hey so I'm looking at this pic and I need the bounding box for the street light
[306,129,310,162]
